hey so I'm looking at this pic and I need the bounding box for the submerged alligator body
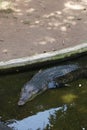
[18,64,87,106]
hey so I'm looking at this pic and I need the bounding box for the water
[0,55,87,130]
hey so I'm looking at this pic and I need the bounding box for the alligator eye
[29,90,34,95]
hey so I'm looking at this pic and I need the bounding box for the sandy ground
[0,0,87,61]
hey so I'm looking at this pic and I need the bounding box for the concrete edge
[0,43,87,71]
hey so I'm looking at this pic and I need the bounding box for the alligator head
[18,83,40,106]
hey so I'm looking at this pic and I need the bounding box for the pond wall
[0,43,87,72]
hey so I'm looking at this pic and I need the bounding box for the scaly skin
[18,64,80,106]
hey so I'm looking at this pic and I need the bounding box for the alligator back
[29,64,79,89]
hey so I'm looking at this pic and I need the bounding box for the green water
[0,55,87,130]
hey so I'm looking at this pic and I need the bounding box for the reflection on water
[8,105,67,130]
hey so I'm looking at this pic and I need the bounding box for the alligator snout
[18,84,41,106]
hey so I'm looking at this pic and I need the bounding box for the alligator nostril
[18,100,25,106]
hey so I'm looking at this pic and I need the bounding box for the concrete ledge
[0,43,87,71]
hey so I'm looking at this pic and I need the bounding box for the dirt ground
[0,0,87,61]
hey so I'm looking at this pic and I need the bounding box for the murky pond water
[0,55,87,130]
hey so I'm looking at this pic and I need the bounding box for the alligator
[18,64,87,106]
[0,121,12,130]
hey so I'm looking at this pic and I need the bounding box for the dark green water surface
[0,55,87,130]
